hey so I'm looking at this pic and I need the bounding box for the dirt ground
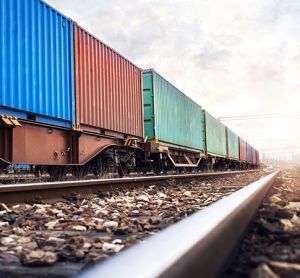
[226,168,300,278]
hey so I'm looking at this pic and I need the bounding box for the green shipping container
[203,110,227,157]
[143,69,205,151]
[226,128,239,160]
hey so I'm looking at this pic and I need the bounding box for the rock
[291,214,300,226]
[155,199,163,206]
[103,221,118,229]
[45,220,58,229]
[17,237,31,244]
[35,208,47,214]
[1,236,16,246]
[81,199,89,206]
[102,242,124,253]
[260,219,281,233]
[93,218,104,224]
[269,260,300,271]
[22,250,57,266]
[269,195,282,203]
[23,241,38,250]
[0,210,7,216]
[47,237,66,245]
[286,202,300,209]
[158,193,167,198]
[95,224,105,232]
[183,191,192,197]
[0,253,20,263]
[136,195,149,202]
[251,263,279,278]
[47,208,62,215]
[93,242,103,249]
[75,249,85,258]
[71,225,87,231]
[0,221,9,228]
[83,242,92,249]
[112,239,122,244]
[280,219,294,231]
[0,203,12,213]
[95,209,109,216]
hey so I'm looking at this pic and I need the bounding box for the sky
[48,0,300,160]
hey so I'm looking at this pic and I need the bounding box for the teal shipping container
[226,127,239,160]
[203,110,227,157]
[143,69,205,151]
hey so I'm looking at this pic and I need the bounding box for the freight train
[0,0,259,179]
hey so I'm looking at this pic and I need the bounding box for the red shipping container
[74,23,144,138]
[239,137,247,162]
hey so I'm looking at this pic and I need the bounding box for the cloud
[47,0,300,159]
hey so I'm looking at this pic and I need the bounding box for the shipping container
[247,143,253,163]
[0,0,75,127]
[239,137,247,162]
[74,23,143,138]
[257,150,260,164]
[226,127,239,160]
[203,110,227,157]
[253,148,257,164]
[143,69,205,151]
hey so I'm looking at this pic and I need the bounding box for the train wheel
[33,166,42,177]
[92,156,104,177]
[72,166,89,177]
[48,166,66,180]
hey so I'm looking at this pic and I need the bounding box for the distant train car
[202,110,229,169]
[253,148,257,165]
[247,143,253,165]
[226,127,239,161]
[143,69,205,173]
[225,127,241,169]
[239,137,247,163]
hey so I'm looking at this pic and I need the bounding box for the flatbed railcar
[0,0,259,178]
[142,69,206,174]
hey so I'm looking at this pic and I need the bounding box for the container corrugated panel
[143,70,204,151]
[203,110,227,156]
[74,23,143,138]
[247,143,253,163]
[226,127,239,160]
[0,0,75,126]
[257,150,260,163]
[239,137,247,162]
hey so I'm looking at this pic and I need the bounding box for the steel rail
[78,170,279,278]
[0,170,259,204]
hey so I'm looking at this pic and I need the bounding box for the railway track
[78,170,280,278]
[0,170,259,205]
[0,170,266,277]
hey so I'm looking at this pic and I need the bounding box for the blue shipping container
[246,143,253,163]
[0,0,75,127]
